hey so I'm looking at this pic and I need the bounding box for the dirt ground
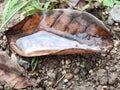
[0,0,120,90]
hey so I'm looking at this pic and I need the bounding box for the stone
[18,59,30,70]
[57,83,63,90]
[108,72,118,84]
[65,73,74,80]
[64,79,68,83]
[102,86,109,90]
[62,70,66,75]
[97,69,106,77]
[107,16,114,25]
[114,40,120,47]
[110,5,120,23]
[74,67,80,74]
[65,59,71,65]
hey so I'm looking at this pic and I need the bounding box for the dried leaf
[0,51,24,72]
[9,53,25,72]
[0,64,32,89]
[69,0,87,8]
[5,9,113,57]
[0,51,10,64]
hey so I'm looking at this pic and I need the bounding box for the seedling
[31,57,39,71]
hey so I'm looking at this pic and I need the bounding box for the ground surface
[0,0,120,90]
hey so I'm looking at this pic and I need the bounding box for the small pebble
[62,70,66,75]
[110,5,120,23]
[18,60,30,70]
[107,16,114,25]
[115,23,119,26]
[108,72,118,84]
[36,77,41,84]
[57,83,63,90]
[89,69,93,74]
[48,81,52,86]
[114,40,120,47]
[74,67,80,74]
[61,59,64,65]
[65,59,71,65]
[64,79,68,83]
[102,86,109,90]
[76,62,80,66]
[65,73,74,80]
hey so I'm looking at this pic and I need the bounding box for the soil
[0,0,120,90]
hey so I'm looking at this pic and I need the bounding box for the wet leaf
[0,64,32,89]
[5,9,113,57]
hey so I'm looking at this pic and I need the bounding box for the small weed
[31,57,39,71]
[0,0,57,31]
[97,0,120,7]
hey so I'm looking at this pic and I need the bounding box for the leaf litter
[0,51,32,89]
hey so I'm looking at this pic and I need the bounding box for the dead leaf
[5,9,113,57]
[9,53,25,72]
[69,0,87,8]
[0,51,24,72]
[0,51,10,64]
[0,64,32,89]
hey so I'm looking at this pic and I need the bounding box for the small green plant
[97,0,120,7]
[21,1,57,17]
[0,0,31,30]
[0,0,57,31]
[31,57,39,71]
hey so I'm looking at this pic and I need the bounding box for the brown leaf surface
[0,51,32,89]
[0,51,24,72]
[5,9,114,57]
[0,64,32,89]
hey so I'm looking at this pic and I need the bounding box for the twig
[53,74,65,88]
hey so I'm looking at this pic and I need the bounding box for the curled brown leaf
[5,9,113,57]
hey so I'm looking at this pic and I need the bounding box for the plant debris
[0,64,32,89]
[0,51,24,72]
[5,9,113,57]
[0,51,32,89]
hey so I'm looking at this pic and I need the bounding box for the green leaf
[114,0,120,5]
[44,1,51,9]
[30,0,41,10]
[0,0,30,31]
[31,57,39,71]
[103,0,114,7]
[2,0,19,23]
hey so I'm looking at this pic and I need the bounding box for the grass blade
[0,0,31,31]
